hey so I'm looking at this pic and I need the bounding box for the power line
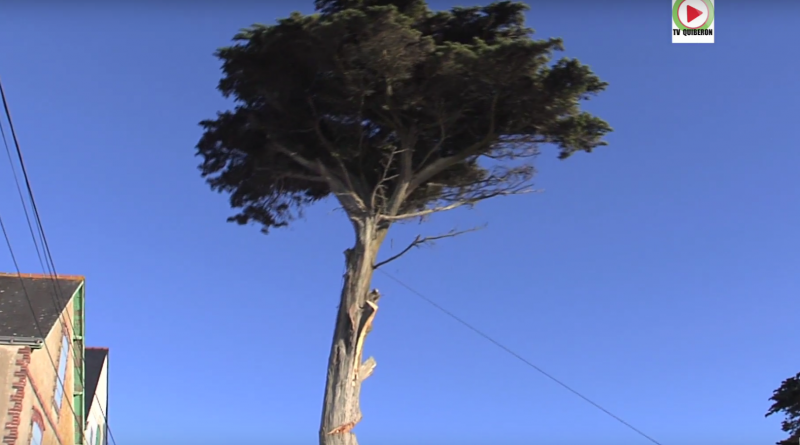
[0,80,116,445]
[377,268,664,445]
[0,97,46,271]
[0,213,86,444]
[0,105,103,445]
[0,77,118,445]
[0,74,91,442]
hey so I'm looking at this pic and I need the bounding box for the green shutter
[72,283,86,445]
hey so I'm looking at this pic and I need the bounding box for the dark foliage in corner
[767,372,800,445]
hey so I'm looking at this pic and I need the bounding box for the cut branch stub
[358,357,377,383]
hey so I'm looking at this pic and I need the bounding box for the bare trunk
[319,218,387,445]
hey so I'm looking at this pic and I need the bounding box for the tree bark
[319,218,387,445]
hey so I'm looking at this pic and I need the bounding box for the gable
[0,274,83,338]
[84,347,108,419]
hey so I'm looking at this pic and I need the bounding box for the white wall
[84,353,108,445]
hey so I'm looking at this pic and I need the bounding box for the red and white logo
[677,0,709,29]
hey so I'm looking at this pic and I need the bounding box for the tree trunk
[319,218,387,445]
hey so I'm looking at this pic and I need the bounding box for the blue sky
[0,1,798,444]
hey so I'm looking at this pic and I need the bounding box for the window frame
[30,419,43,445]
[54,333,70,411]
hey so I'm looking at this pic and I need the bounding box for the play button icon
[672,0,714,43]
[686,5,703,23]
[677,0,709,28]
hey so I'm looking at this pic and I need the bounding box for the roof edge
[0,272,85,281]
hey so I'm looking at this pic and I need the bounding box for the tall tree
[195,1,611,444]
[767,372,800,445]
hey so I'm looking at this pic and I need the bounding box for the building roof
[0,273,84,338]
[85,347,108,423]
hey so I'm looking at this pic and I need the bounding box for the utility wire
[377,269,664,445]
[0,101,45,272]
[0,213,87,444]
[0,107,99,444]
[0,77,118,445]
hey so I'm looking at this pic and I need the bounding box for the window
[54,335,69,410]
[30,422,42,445]
[96,426,103,445]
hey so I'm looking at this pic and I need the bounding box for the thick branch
[273,144,367,215]
[316,159,368,216]
[372,226,485,269]
[274,143,325,176]
[384,127,416,216]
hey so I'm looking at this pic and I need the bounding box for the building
[0,273,109,445]
[83,349,108,445]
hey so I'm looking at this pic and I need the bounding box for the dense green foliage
[196,0,610,233]
[767,372,800,445]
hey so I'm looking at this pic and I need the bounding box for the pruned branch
[372,226,485,269]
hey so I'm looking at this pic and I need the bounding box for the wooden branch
[380,180,533,224]
[372,226,485,269]
[316,160,368,214]
[379,201,467,222]
[307,96,365,201]
[274,143,324,176]
[355,95,371,192]
[386,129,417,215]
[271,172,328,183]
[272,143,367,215]
[406,95,500,198]
[370,146,400,209]
[417,104,464,168]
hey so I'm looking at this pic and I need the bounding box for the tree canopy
[196,0,611,234]
[767,372,800,445]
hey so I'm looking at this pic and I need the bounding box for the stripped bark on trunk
[319,218,387,445]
